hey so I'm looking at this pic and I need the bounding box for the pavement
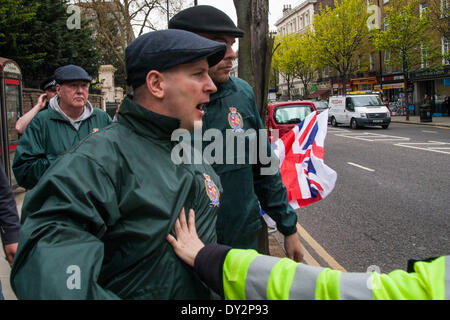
[1,188,24,300]
[2,115,448,300]
[390,115,450,127]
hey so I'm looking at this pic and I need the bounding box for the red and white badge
[228,107,244,133]
[204,173,220,207]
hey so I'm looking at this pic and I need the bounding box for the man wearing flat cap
[169,5,304,262]
[12,65,112,189]
[11,29,227,299]
[15,75,57,134]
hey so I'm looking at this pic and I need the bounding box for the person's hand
[284,233,304,262]
[4,242,18,267]
[37,93,48,109]
[166,208,205,267]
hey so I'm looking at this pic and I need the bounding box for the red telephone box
[0,57,23,187]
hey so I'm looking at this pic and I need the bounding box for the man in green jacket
[10,29,227,299]
[167,209,450,300]
[12,65,112,189]
[169,6,303,261]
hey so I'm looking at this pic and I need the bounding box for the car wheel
[331,117,338,127]
[350,118,358,129]
[381,124,389,129]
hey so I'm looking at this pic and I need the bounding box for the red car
[267,101,317,143]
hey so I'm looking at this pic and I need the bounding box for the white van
[328,93,391,129]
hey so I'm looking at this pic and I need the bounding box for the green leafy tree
[272,34,298,100]
[372,0,441,119]
[312,0,370,94]
[0,0,41,62]
[428,0,450,40]
[272,32,318,99]
[292,31,318,99]
[0,0,99,88]
[427,0,450,63]
[77,0,194,91]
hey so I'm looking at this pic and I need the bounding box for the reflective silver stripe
[289,264,323,300]
[245,255,280,299]
[445,256,450,300]
[339,272,374,300]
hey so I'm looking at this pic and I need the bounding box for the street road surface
[296,122,450,273]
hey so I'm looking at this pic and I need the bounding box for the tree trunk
[234,0,272,119]
[234,0,271,255]
[234,0,254,89]
[403,56,409,120]
[287,74,292,100]
[341,74,347,95]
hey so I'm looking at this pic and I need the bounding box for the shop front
[331,80,351,95]
[350,77,377,91]
[411,66,450,116]
[374,73,405,103]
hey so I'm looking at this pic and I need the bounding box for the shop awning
[310,89,330,96]
[374,83,404,90]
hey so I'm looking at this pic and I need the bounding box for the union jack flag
[272,110,337,209]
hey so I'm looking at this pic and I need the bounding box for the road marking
[394,141,450,155]
[422,130,437,133]
[347,162,375,172]
[297,223,346,272]
[334,132,410,142]
[301,246,321,267]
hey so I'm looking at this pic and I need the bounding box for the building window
[442,0,449,12]
[421,43,430,68]
[442,36,450,65]
[384,50,392,73]
[306,12,310,25]
[383,17,389,31]
[358,55,363,70]
[370,53,375,71]
[420,2,428,17]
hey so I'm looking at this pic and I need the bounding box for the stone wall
[22,88,104,114]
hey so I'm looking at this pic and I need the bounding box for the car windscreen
[350,96,383,108]
[274,105,314,124]
[315,101,328,110]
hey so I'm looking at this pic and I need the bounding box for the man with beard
[169,5,304,261]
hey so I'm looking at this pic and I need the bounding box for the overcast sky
[197,0,300,31]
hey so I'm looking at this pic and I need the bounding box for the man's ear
[55,84,61,97]
[145,70,165,99]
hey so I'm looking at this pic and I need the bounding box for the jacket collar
[209,76,238,103]
[118,95,181,140]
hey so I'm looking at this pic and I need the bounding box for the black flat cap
[169,5,244,38]
[40,75,56,91]
[54,65,92,84]
[125,29,227,89]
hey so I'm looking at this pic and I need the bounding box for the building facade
[273,0,450,116]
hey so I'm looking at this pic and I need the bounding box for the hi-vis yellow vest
[223,249,449,300]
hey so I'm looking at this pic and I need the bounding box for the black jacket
[0,164,20,246]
